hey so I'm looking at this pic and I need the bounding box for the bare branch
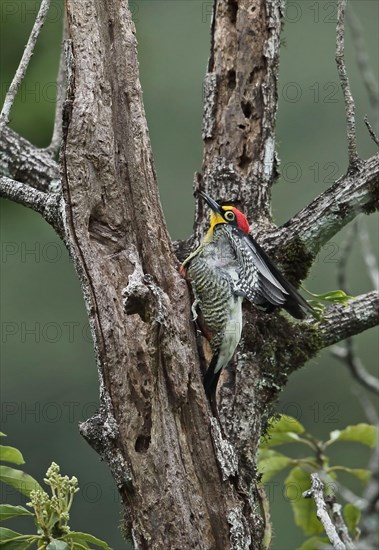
[45,19,67,157]
[331,500,356,549]
[362,441,379,515]
[336,220,357,291]
[0,127,60,191]
[364,116,379,148]
[358,218,379,290]
[0,176,62,233]
[268,153,379,259]
[0,0,51,133]
[332,342,379,395]
[336,0,359,166]
[334,480,366,510]
[347,8,379,112]
[355,386,378,425]
[330,215,379,393]
[315,291,379,349]
[303,473,353,550]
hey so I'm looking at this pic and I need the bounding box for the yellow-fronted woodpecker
[181,191,313,399]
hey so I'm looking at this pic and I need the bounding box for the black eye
[224,210,235,221]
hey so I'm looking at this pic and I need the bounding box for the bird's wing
[230,227,311,314]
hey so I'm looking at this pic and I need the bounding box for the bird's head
[198,191,250,236]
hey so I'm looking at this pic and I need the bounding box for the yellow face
[204,206,235,242]
[210,205,235,228]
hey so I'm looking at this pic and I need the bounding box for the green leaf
[0,446,25,465]
[0,539,36,550]
[0,434,6,438]
[257,449,294,482]
[317,290,352,302]
[262,415,308,448]
[46,540,68,550]
[265,432,310,447]
[284,467,323,536]
[0,528,37,549]
[326,424,378,448]
[71,543,90,550]
[343,503,361,539]
[303,288,353,304]
[327,466,371,483]
[298,536,329,550]
[0,527,21,539]
[0,505,33,521]
[64,532,112,550]
[269,415,305,434]
[0,465,42,497]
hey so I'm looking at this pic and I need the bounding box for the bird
[181,191,313,400]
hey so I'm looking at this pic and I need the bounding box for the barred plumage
[182,192,313,400]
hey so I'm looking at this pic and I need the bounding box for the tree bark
[1,0,378,548]
[60,1,252,547]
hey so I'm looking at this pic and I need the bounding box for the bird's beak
[197,191,223,215]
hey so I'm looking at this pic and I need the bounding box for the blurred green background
[1,1,378,548]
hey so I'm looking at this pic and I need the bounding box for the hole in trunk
[241,100,252,118]
[135,435,151,453]
[227,69,236,90]
[227,0,238,24]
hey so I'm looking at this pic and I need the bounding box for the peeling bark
[0,127,59,191]
[196,0,282,240]
[59,1,248,547]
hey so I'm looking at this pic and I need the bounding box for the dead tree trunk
[1,0,378,548]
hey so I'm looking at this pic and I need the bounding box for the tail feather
[203,353,222,400]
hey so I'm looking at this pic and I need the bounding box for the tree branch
[269,153,379,259]
[347,7,379,113]
[330,220,379,394]
[0,127,60,191]
[358,218,379,290]
[303,473,354,550]
[0,176,62,233]
[332,342,379,394]
[45,20,67,158]
[364,116,379,148]
[0,0,51,133]
[336,0,359,166]
[315,291,379,349]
